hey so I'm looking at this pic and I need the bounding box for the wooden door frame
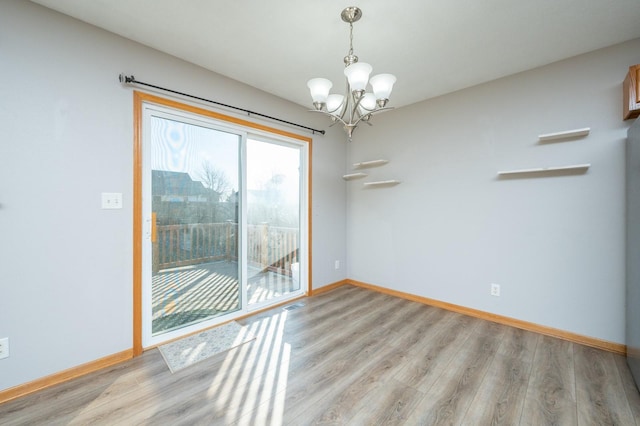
[132,91,313,355]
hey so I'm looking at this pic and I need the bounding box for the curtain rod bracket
[118,73,325,136]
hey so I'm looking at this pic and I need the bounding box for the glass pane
[150,116,240,335]
[246,139,301,305]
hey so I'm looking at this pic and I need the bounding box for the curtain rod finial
[119,73,135,84]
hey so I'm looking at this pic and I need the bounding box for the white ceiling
[31,0,640,109]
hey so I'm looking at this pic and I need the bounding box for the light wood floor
[2,285,640,425]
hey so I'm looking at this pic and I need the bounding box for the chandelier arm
[347,91,365,126]
[341,82,356,124]
[308,109,349,128]
[352,93,364,111]
[336,87,349,122]
[350,114,370,128]
[367,106,395,115]
[347,101,355,127]
[350,106,395,127]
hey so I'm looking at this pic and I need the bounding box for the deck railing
[153,222,299,274]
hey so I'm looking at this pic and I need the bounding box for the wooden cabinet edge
[637,66,640,103]
[624,64,640,120]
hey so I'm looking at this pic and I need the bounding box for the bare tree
[199,160,232,201]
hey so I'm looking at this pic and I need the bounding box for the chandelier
[306,7,397,141]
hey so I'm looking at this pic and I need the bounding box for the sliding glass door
[246,138,303,308]
[137,94,309,348]
[142,109,243,346]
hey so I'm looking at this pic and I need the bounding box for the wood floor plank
[294,352,408,424]
[461,327,538,425]
[66,328,275,424]
[72,337,285,425]
[126,357,290,425]
[287,307,445,425]
[389,306,453,351]
[244,285,375,337]
[574,344,635,425]
[279,296,409,375]
[349,378,424,425]
[269,290,401,354]
[3,286,640,425]
[394,312,480,393]
[404,320,507,425]
[520,335,577,426]
[141,293,399,425]
[236,292,434,425]
[0,350,167,425]
[235,324,398,424]
[277,303,430,424]
[614,354,640,425]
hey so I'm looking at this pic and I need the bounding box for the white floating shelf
[538,127,590,141]
[353,159,389,169]
[342,172,368,180]
[497,163,590,176]
[363,180,401,187]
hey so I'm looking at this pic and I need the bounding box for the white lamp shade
[344,62,372,92]
[307,78,333,103]
[370,74,397,100]
[326,94,345,115]
[358,93,376,114]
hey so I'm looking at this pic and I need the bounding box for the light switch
[101,192,123,209]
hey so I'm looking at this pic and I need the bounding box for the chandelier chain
[348,22,354,57]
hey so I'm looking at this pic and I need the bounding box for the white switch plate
[101,192,123,209]
[335,260,340,269]
[0,337,9,360]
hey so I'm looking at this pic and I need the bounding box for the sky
[150,116,300,201]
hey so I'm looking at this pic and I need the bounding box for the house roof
[152,170,209,197]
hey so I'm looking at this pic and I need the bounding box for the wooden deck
[152,261,299,333]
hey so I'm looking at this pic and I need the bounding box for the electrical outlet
[0,337,9,360]
[334,260,340,270]
[490,283,501,297]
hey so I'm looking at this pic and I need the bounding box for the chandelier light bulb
[307,78,333,106]
[344,62,372,93]
[370,73,397,102]
[326,94,345,116]
[358,93,376,114]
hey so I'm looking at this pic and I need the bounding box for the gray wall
[0,0,346,392]
[347,38,640,345]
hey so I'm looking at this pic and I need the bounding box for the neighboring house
[152,170,214,203]
[152,170,225,224]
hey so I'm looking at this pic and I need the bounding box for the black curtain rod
[118,74,325,136]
